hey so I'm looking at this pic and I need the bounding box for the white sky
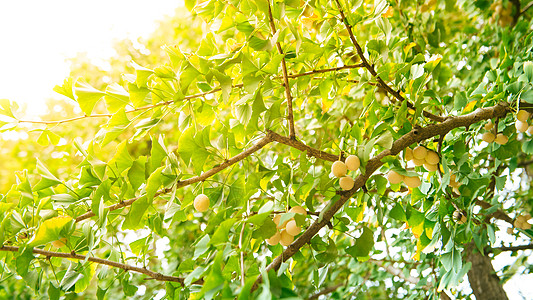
[0,0,183,116]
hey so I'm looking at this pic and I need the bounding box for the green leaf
[104,83,130,113]
[227,177,246,207]
[524,61,533,83]
[122,166,164,230]
[29,216,74,247]
[0,99,18,119]
[345,226,374,258]
[16,247,35,276]
[74,81,106,115]
[209,218,236,246]
[61,264,84,291]
[33,159,62,191]
[389,203,406,222]
[53,78,75,100]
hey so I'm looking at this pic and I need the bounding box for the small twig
[488,244,533,253]
[522,1,533,15]
[267,0,296,139]
[0,246,198,284]
[308,282,344,299]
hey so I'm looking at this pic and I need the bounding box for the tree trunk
[466,245,508,300]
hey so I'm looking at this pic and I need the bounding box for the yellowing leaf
[404,42,417,55]
[29,216,73,247]
[462,100,477,113]
[383,6,394,18]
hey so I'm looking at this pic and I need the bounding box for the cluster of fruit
[331,155,360,190]
[385,145,439,189]
[489,1,514,27]
[513,214,532,230]
[266,206,307,246]
[481,120,508,145]
[515,110,533,134]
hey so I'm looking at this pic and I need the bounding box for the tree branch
[333,0,445,123]
[308,282,344,299]
[267,0,296,139]
[251,103,510,292]
[475,199,514,225]
[522,1,533,15]
[0,246,197,284]
[489,244,533,253]
[76,130,339,223]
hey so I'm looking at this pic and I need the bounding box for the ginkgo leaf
[28,216,74,247]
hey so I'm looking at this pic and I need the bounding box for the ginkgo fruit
[404,148,413,161]
[484,120,494,130]
[286,220,301,236]
[515,120,528,132]
[387,170,403,184]
[289,206,307,216]
[494,133,508,145]
[339,176,355,190]
[332,161,347,178]
[482,132,495,143]
[51,238,67,248]
[517,110,530,122]
[424,163,438,172]
[280,230,294,246]
[527,125,533,135]
[412,158,425,166]
[345,155,360,171]
[413,146,427,160]
[404,176,421,188]
[266,231,281,245]
[274,215,288,229]
[425,151,439,165]
[194,194,210,212]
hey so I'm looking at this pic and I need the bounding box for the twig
[0,246,198,284]
[333,0,445,123]
[250,104,510,292]
[488,244,533,253]
[475,199,514,225]
[267,0,296,139]
[308,282,344,299]
[75,130,339,222]
[522,1,533,15]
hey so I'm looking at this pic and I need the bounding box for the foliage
[1,0,533,299]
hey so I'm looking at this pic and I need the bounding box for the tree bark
[466,245,509,300]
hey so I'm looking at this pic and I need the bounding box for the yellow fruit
[51,238,67,248]
[527,125,533,135]
[274,215,288,229]
[494,133,508,145]
[193,194,210,212]
[280,230,294,246]
[424,163,438,172]
[339,176,355,190]
[345,155,360,171]
[412,158,425,166]
[387,170,403,184]
[404,148,413,161]
[289,206,307,216]
[413,146,427,160]
[286,220,301,236]
[404,176,421,188]
[515,120,528,132]
[482,132,495,143]
[425,151,439,165]
[332,161,347,178]
[517,110,530,122]
[484,120,494,130]
[266,231,281,245]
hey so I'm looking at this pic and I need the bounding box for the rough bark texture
[466,245,509,300]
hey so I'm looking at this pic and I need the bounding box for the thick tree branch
[76,131,339,222]
[0,246,196,284]
[333,0,445,123]
[251,104,510,292]
[267,0,296,139]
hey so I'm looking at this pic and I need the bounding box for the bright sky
[0,0,182,116]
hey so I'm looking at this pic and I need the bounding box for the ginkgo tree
[1,0,533,299]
